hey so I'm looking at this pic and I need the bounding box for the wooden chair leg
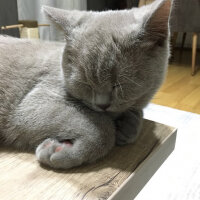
[192,33,198,76]
[171,32,178,49]
[170,32,178,62]
[181,32,187,49]
[180,32,187,59]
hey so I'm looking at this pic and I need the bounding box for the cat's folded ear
[143,0,171,44]
[42,6,92,34]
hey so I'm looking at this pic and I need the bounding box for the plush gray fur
[0,0,171,169]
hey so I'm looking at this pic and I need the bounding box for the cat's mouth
[89,104,117,113]
[82,100,109,112]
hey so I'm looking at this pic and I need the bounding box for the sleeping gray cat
[0,0,171,169]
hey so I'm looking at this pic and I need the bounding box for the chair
[1,21,50,39]
[170,0,200,75]
[139,0,200,75]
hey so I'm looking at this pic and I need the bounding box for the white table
[135,103,200,200]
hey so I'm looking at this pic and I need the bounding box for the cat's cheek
[77,88,92,103]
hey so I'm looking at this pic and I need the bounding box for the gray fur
[0,0,171,169]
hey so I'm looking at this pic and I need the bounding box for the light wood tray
[0,119,177,200]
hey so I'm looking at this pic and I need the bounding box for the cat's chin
[92,105,120,113]
[87,104,112,113]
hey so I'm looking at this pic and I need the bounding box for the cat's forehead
[77,12,141,46]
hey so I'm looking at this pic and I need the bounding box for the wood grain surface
[0,120,176,200]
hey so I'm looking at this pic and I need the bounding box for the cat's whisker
[45,89,63,98]
[117,80,124,98]
[121,99,135,103]
[84,67,96,88]
[121,66,131,71]
[76,80,90,86]
[96,66,101,84]
[119,75,141,87]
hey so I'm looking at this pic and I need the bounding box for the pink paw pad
[55,140,73,152]
[63,140,73,147]
[55,146,63,152]
[44,142,53,148]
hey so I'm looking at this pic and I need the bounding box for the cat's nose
[97,104,110,110]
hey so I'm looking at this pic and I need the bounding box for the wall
[17,0,87,41]
[87,0,107,11]
[0,0,19,37]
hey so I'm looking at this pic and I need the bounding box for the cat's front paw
[115,110,143,146]
[36,138,74,169]
[116,126,138,146]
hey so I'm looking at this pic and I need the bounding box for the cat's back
[0,35,64,67]
[0,35,64,87]
[0,36,65,116]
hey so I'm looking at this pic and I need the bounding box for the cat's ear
[42,6,91,34]
[143,0,171,43]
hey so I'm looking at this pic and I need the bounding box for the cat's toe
[36,138,59,155]
[36,139,60,164]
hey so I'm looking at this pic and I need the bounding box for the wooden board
[0,120,177,200]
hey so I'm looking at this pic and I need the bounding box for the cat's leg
[6,88,115,169]
[35,109,115,169]
[115,109,143,146]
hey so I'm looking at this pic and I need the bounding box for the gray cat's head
[43,0,171,113]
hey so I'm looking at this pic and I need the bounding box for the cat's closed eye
[112,84,121,89]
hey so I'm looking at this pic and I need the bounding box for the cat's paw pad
[36,138,72,168]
